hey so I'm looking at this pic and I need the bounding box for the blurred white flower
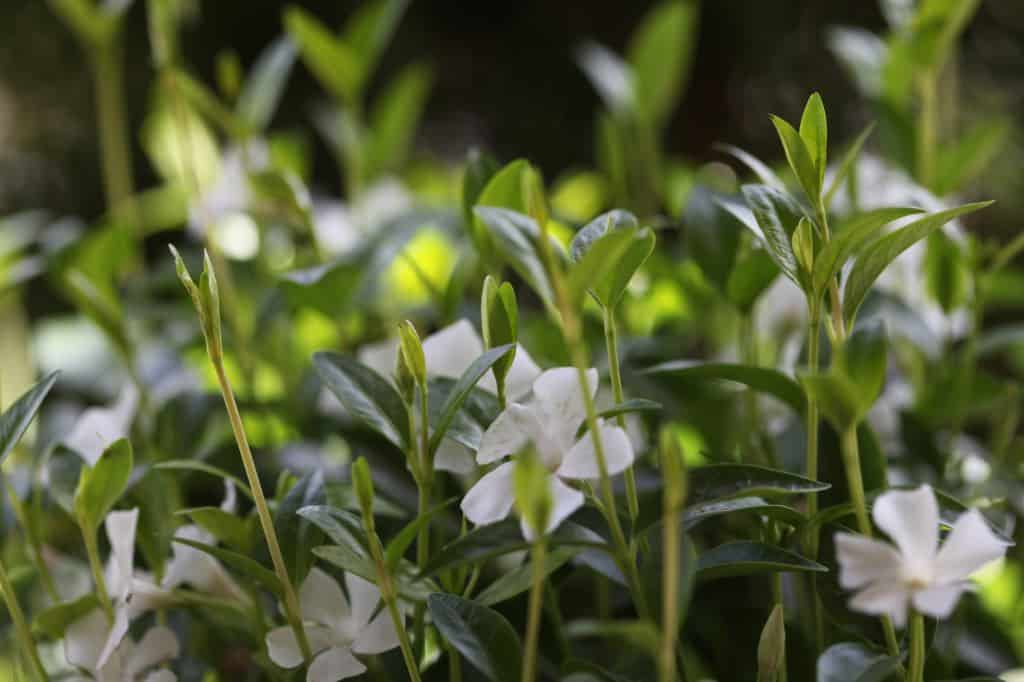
[265,568,400,682]
[356,318,542,474]
[67,617,179,682]
[65,510,160,674]
[461,367,634,539]
[63,386,138,467]
[188,142,270,237]
[835,485,1008,627]
[312,178,412,257]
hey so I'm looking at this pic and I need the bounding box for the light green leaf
[626,0,698,128]
[798,92,828,188]
[473,207,556,308]
[799,372,863,433]
[366,63,433,177]
[771,114,821,204]
[823,123,875,207]
[73,438,133,532]
[284,6,364,102]
[569,210,655,307]
[476,546,579,606]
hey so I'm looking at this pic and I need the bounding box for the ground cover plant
[1,0,1024,681]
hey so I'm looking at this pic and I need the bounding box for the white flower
[461,367,635,539]
[63,386,138,467]
[835,485,1009,627]
[356,319,542,474]
[312,178,413,257]
[265,567,400,682]
[65,510,160,674]
[187,142,270,235]
[66,617,179,682]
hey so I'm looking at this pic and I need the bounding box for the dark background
[1,0,1022,221]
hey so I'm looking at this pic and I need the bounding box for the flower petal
[521,476,585,540]
[912,584,967,620]
[344,572,383,631]
[124,626,180,679]
[476,405,536,465]
[849,582,911,628]
[65,608,107,671]
[352,609,400,655]
[872,485,939,573]
[63,387,138,466]
[532,367,598,435]
[834,532,904,589]
[300,568,350,628]
[422,319,484,380]
[307,646,367,682]
[461,462,515,526]
[557,422,634,479]
[505,344,542,400]
[434,439,476,474]
[97,601,131,669]
[356,338,401,382]
[266,626,305,669]
[933,509,1009,584]
[144,670,178,682]
[220,480,237,514]
[105,508,139,601]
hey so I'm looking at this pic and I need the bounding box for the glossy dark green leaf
[173,536,282,594]
[313,543,437,602]
[314,352,410,450]
[684,185,744,292]
[73,438,133,532]
[696,541,826,580]
[428,344,514,455]
[476,546,579,606]
[682,497,805,530]
[687,464,829,506]
[297,504,363,548]
[274,469,325,586]
[473,206,556,307]
[816,642,900,682]
[0,370,58,464]
[428,592,523,682]
[842,202,992,325]
[924,230,969,313]
[384,498,457,571]
[569,210,655,307]
[642,361,806,415]
[811,207,924,297]
[740,183,807,289]
[153,460,254,502]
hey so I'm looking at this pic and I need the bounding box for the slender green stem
[6,482,58,603]
[659,485,681,682]
[449,644,463,682]
[212,362,312,663]
[521,540,547,682]
[803,304,825,652]
[81,527,113,621]
[907,611,926,682]
[413,388,432,660]
[603,305,640,523]
[543,581,571,662]
[770,574,787,682]
[0,558,48,681]
[92,40,135,218]
[917,72,939,190]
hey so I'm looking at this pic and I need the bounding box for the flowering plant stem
[658,481,681,682]
[603,306,640,523]
[413,389,433,660]
[81,525,113,621]
[211,361,313,664]
[803,303,824,651]
[92,40,136,224]
[0,558,49,681]
[907,611,926,682]
[521,539,547,682]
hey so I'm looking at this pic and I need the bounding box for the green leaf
[697,541,826,580]
[366,63,433,177]
[284,6,364,102]
[0,371,58,464]
[727,248,780,313]
[837,320,888,412]
[170,69,249,138]
[823,123,875,207]
[428,593,523,682]
[976,324,1024,358]
[73,438,133,532]
[280,256,365,317]
[274,470,325,587]
[428,345,514,455]
[342,0,410,75]
[473,207,556,307]
[476,546,579,607]
[842,202,993,325]
[799,372,863,434]
[569,210,655,307]
[741,184,807,289]
[314,352,410,450]
[684,185,744,293]
[566,619,661,656]
[798,92,828,188]
[236,37,297,131]
[715,144,785,189]
[32,594,99,640]
[153,460,254,502]
[297,505,362,548]
[481,277,518,385]
[47,448,84,515]
[687,464,829,506]
[626,0,698,128]
[770,114,821,204]
[181,507,252,554]
[816,642,900,682]
[597,398,662,421]
[934,117,1011,195]
[314,544,437,602]
[642,361,806,415]
[811,207,924,296]
[384,498,457,571]
[683,497,805,530]
[462,150,501,230]
[173,537,282,594]
[924,230,969,313]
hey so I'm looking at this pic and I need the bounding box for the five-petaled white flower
[461,367,634,539]
[66,618,179,682]
[835,484,1009,627]
[357,318,542,474]
[265,567,401,682]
